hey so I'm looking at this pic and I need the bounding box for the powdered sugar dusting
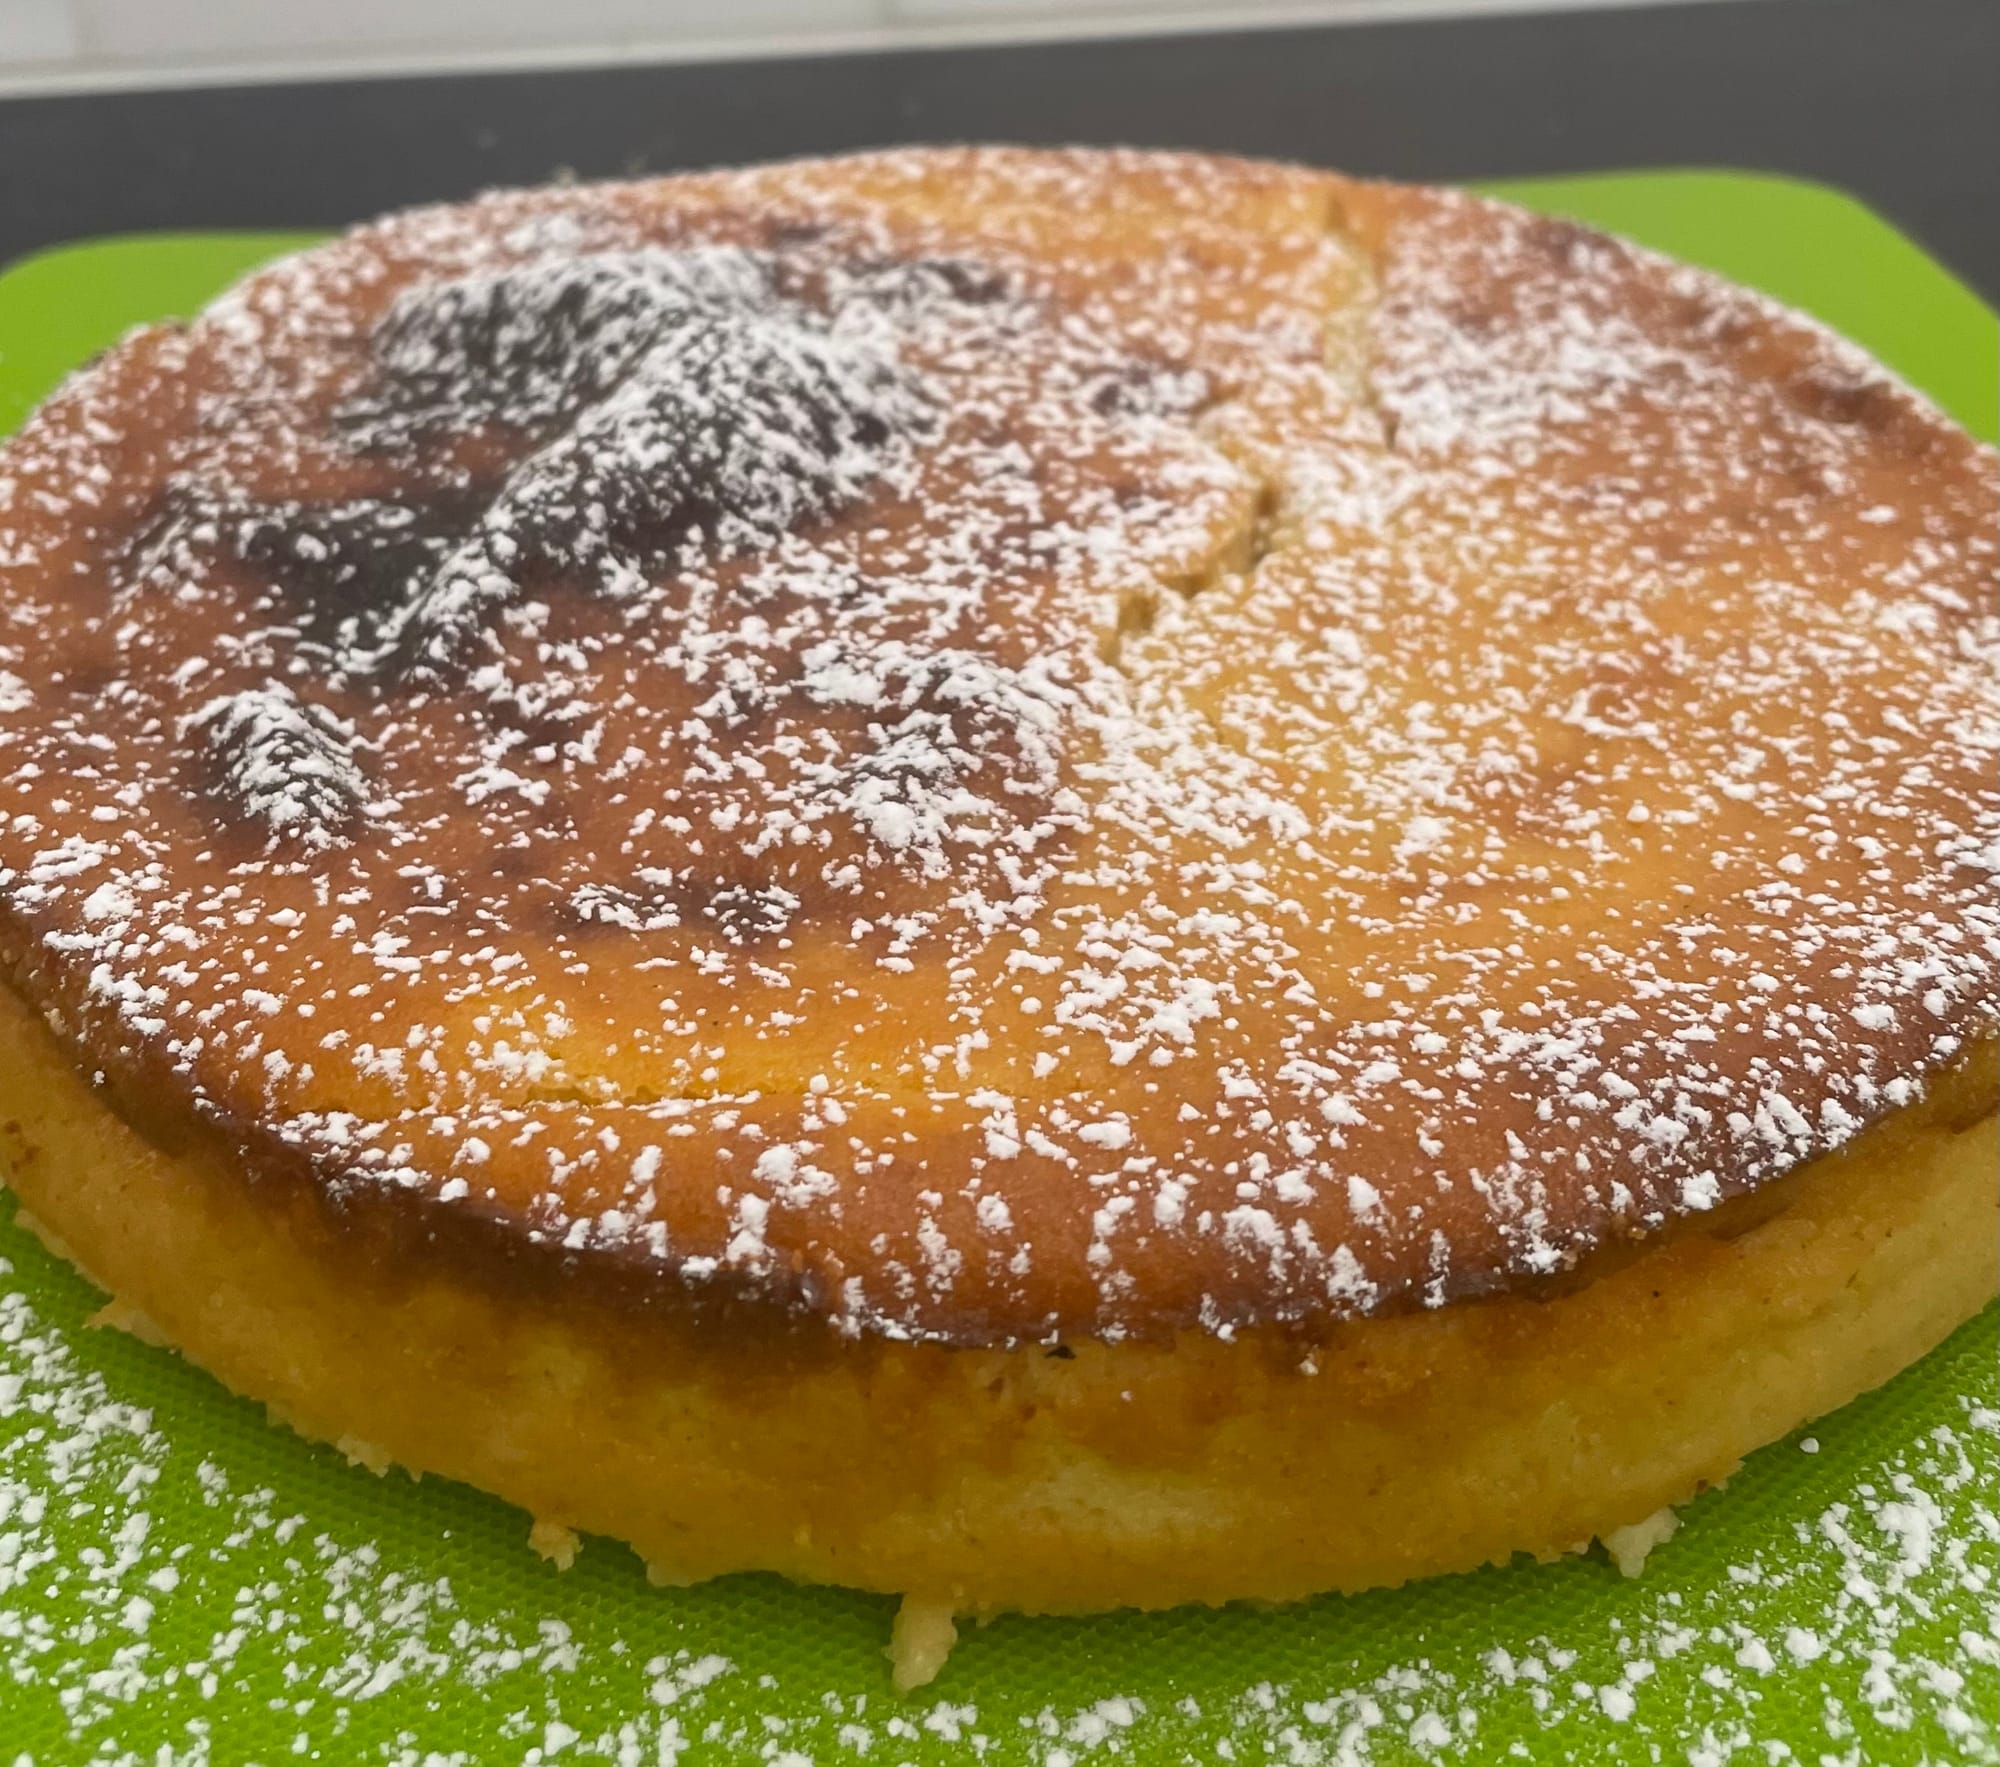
[183,684,375,848]
[2,1217,1992,1761]
[351,247,940,681]
[0,149,1994,1344]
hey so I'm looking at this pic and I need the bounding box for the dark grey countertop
[0,0,1994,297]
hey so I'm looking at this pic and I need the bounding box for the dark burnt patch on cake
[339,248,777,450]
[121,485,491,656]
[790,646,1073,859]
[759,217,833,251]
[843,254,1013,312]
[1779,364,1958,466]
[111,247,990,704]
[569,874,800,943]
[237,497,476,620]
[183,683,373,849]
[330,248,946,682]
[1516,211,1622,274]
[1786,368,1907,433]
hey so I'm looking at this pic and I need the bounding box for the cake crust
[0,149,1994,1354]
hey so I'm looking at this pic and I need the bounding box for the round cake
[0,148,1994,1687]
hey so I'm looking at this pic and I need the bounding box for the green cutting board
[1,171,1994,1767]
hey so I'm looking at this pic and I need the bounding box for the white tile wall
[1,0,1683,81]
[69,0,875,63]
[0,0,80,63]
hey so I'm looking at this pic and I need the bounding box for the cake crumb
[335,1436,395,1477]
[86,1296,170,1347]
[888,1597,959,1693]
[530,1519,582,1570]
[1601,1507,1680,1577]
[644,1559,695,1588]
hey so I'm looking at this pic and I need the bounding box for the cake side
[2,977,1992,1622]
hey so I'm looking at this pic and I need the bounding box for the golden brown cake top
[1,148,1994,1344]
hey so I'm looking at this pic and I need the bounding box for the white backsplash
[0,0,1690,82]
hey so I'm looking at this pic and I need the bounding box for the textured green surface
[1,171,1996,1766]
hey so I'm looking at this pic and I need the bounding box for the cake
[0,148,1993,1690]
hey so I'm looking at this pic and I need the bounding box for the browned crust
[0,148,1995,1345]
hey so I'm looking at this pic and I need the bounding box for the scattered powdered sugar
[0,1241,747,1763]
[1,151,1990,1764]
[350,246,776,445]
[354,247,939,683]
[2,1226,1993,1762]
[182,683,375,848]
[0,148,1994,1347]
